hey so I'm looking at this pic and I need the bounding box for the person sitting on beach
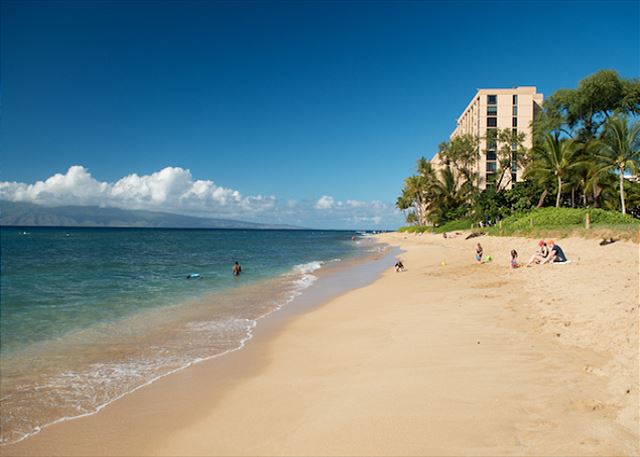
[542,240,569,264]
[510,249,519,269]
[526,240,549,266]
[394,260,405,272]
[232,261,242,276]
[475,243,483,263]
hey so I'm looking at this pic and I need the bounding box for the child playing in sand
[475,243,483,263]
[394,260,405,272]
[510,249,519,268]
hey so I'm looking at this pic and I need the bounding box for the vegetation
[484,207,639,240]
[431,218,474,234]
[494,207,637,231]
[397,70,640,233]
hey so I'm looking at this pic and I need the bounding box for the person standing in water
[232,261,242,276]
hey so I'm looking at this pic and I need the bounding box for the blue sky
[1,0,639,228]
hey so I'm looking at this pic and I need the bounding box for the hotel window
[512,117,517,127]
[486,162,497,172]
[487,106,497,116]
[487,117,497,127]
[512,106,518,116]
[512,94,518,104]
[486,150,497,161]
[512,172,518,183]
[487,95,497,105]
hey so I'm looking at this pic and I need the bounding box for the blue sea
[0,227,382,445]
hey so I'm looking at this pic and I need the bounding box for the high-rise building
[432,86,543,189]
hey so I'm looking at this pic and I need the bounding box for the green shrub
[397,225,430,233]
[432,219,474,234]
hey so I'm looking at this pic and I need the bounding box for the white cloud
[0,166,109,206]
[0,165,272,217]
[308,195,401,227]
[345,199,365,208]
[314,195,334,210]
[0,166,404,228]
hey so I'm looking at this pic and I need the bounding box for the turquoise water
[0,227,376,444]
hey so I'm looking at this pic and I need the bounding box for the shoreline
[2,241,400,454]
[4,232,638,456]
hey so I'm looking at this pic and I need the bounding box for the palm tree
[397,157,449,226]
[398,175,428,225]
[597,116,640,214]
[428,167,472,224]
[416,156,434,179]
[526,133,582,207]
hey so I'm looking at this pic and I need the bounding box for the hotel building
[432,86,543,189]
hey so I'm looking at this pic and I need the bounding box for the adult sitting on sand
[394,260,405,272]
[526,240,549,266]
[542,240,569,264]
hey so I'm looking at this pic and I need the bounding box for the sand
[3,232,639,456]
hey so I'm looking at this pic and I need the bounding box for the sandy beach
[3,232,638,456]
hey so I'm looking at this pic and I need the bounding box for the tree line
[397,70,640,226]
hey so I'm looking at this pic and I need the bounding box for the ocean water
[0,227,381,445]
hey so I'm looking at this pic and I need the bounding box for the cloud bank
[0,166,401,228]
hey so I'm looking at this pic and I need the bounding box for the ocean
[0,227,384,445]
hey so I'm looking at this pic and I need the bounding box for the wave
[0,260,334,446]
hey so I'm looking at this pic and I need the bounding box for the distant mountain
[0,201,301,229]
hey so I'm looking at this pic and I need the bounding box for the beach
[3,232,639,456]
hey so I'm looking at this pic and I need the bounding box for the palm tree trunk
[556,177,562,207]
[571,187,575,208]
[536,188,548,208]
[619,167,626,214]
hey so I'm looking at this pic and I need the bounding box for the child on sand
[510,249,519,268]
[475,243,483,263]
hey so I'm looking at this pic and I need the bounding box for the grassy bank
[485,208,639,240]
[399,208,640,242]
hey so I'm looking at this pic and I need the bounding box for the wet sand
[4,232,638,456]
